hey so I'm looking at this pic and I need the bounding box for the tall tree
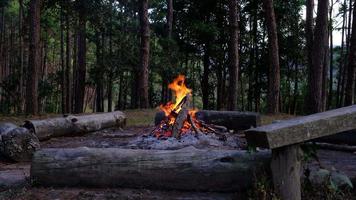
[74,0,87,113]
[167,0,173,39]
[328,0,335,109]
[25,0,42,115]
[263,0,280,114]
[308,0,329,113]
[344,0,356,105]
[60,0,66,114]
[18,0,24,112]
[336,0,347,107]
[227,0,239,111]
[138,0,150,108]
[65,0,71,113]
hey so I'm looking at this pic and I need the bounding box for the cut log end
[0,127,40,162]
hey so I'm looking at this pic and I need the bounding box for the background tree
[25,0,42,115]
[308,0,329,113]
[263,0,280,114]
[345,0,356,105]
[227,0,239,111]
[138,0,150,109]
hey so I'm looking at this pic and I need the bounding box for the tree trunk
[74,0,86,114]
[65,0,72,113]
[308,0,329,113]
[18,0,24,113]
[328,1,334,109]
[344,1,356,106]
[24,111,126,141]
[138,0,149,108]
[60,1,66,114]
[25,0,42,115]
[263,0,280,114]
[31,147,271,192]
[227,0,239,111]
[336,0,346,107]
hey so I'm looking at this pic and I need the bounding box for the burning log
[23,111,126,141]
[172,95,191,138]
[0,123,40,162]
[31,147,271,192]
[155,110,261,132]
[153,75,236,139]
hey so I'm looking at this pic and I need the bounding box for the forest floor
[0,110,355,199]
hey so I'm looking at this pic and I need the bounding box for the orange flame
[160,75,192,116]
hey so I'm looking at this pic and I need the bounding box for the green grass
[123,109,158,127]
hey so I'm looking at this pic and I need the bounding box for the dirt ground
[0,110,356,199]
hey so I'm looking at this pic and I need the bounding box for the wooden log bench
[245,105,356,200]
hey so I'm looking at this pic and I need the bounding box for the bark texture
[271,145,301,200]
[227,0,239,111]
[25,0,42,115]
[24,111,126,141]
[263,0,280,114]
[138,0,150,108]
[74,0,87,114]
[344,0,356,106]
[31,147,271,192]
[308,0,329,113]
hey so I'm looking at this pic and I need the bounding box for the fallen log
[314,130,356,145]
[155,110,261,131]
[31,147,271,192]
[307,142,356,152]
[0,127,40,162]
[23,111,126,141]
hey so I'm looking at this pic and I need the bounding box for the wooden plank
[271,144,301,200]
[245,105,356,149]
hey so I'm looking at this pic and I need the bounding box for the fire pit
[129,75,257,150]
[30,75,269,193]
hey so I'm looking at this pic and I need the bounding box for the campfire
[151,75,227,140]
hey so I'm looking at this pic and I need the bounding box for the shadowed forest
[0,0,355,115]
